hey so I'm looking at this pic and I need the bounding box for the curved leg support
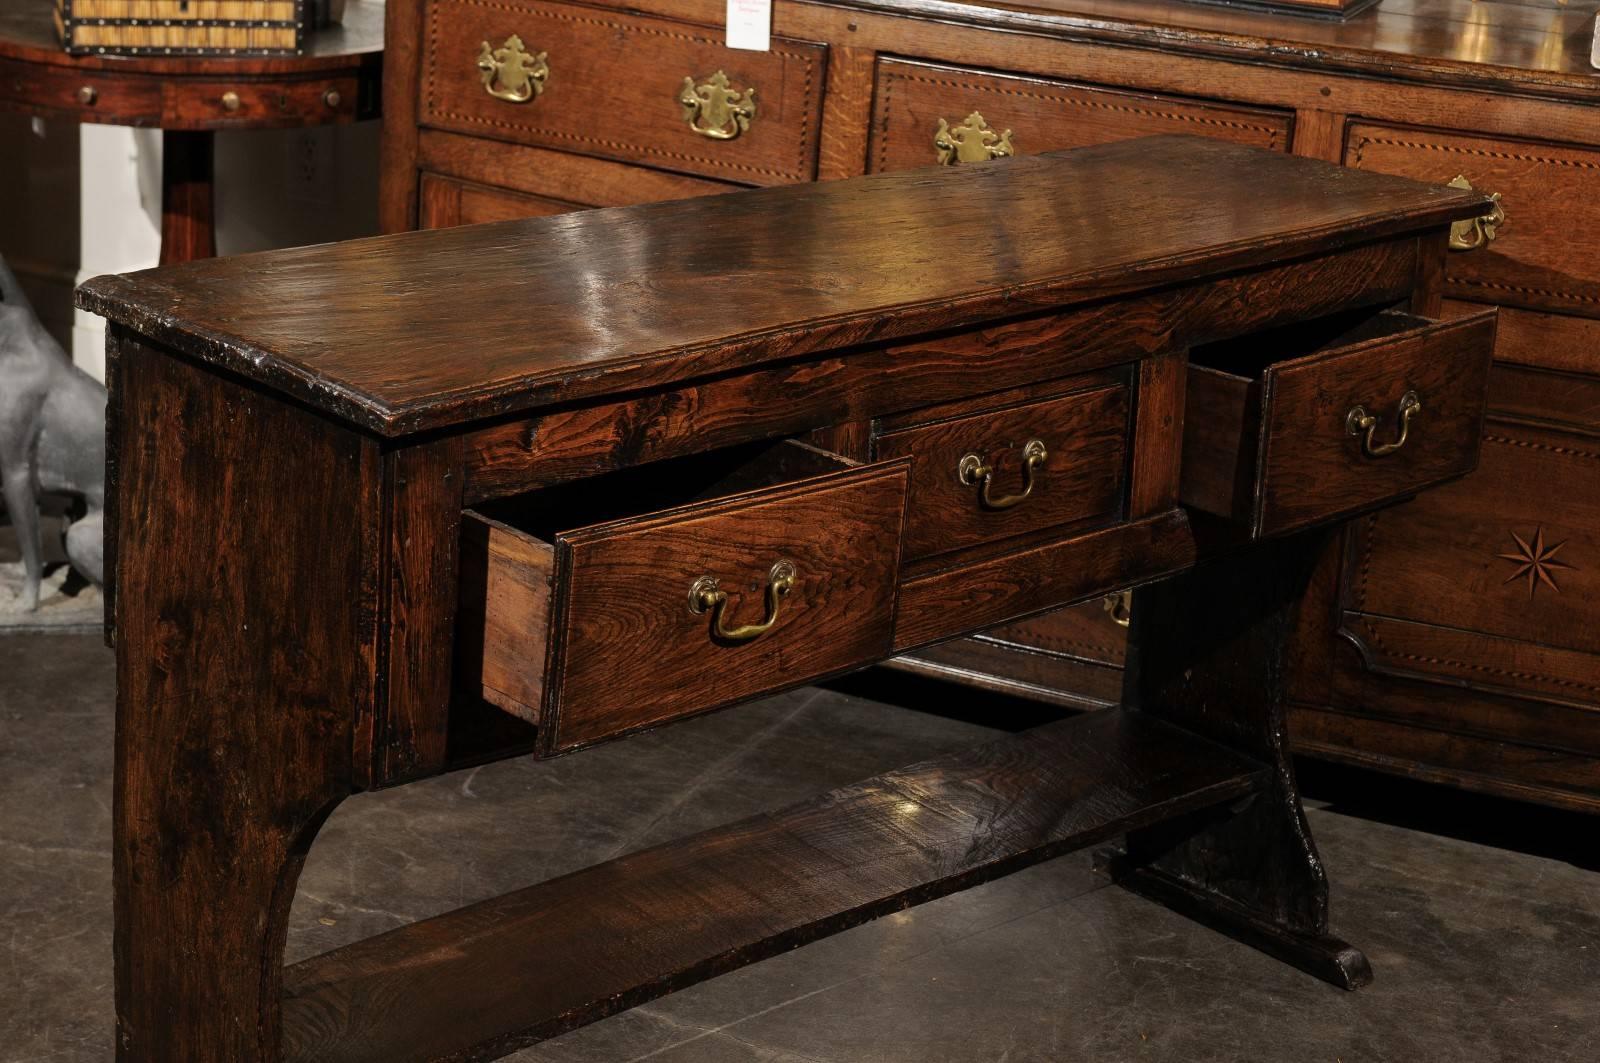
[1107,527,1372,990]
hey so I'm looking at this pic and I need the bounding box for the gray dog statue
[0,255,106,611]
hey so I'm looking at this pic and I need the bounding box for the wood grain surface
[280,709,1271,1062]
[870,56,1290,173]
[111,336,380,1061]
[78,137,1488,435]
[420,0,825,185]
[544,458,909,754]
[875,380,1129,560]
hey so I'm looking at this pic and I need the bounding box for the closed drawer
[870,57,1291,172]
[1345,124,1600,319]
[1183,307,1497,537]
[419,173,583,228]
[459,440,909,755]
[421,0,826,185]
[874,376,1130,561]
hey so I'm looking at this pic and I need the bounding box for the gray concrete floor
[2,632,1597,1062]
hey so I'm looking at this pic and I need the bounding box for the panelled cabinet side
[109,331,383,1062]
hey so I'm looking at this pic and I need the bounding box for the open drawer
[1182,306,1497,537]
[458,440,910,756]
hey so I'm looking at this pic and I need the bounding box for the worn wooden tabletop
[78,135,1487,435]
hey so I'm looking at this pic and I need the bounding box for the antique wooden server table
[79,135,1495,1062]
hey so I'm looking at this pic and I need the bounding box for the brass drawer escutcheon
[689,560,797,642]
[934,112,1014,165]
[680,71,756,140]
[1446,175,1504,252]
[478,35,549,103]
[1346,391,1421,458]
[958,438,1047,509]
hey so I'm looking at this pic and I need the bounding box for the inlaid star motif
[1498,526,1575,597]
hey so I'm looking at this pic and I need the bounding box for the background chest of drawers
[380,0,1600,813]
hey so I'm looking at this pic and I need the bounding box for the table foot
[1094,848,1372,989]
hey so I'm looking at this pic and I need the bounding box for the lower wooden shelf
[281,708,1271,1063]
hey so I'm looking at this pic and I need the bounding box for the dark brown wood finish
[108,330,381,1061]
[372,0,1600,813]
[86,142,1496,1060]
[532,452,908,754]
[280,709,1272,1063]
[1111,528,1372,990]
[874,376,1130,560]
[78,138,1487,435]
[1184,307,1497,536]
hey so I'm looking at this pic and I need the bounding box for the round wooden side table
[0,0,383,264]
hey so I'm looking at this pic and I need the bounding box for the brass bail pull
[688,560,797,642]
[958,439,1048,510]
[1346,391,1421,458]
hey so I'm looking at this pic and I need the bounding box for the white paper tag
[726,0,771,52]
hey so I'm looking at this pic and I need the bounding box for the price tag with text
[726,0,771,52]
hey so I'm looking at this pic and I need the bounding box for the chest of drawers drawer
[873,374,1131,562]
[1345,124,1600,320]
[420,0,827,186]
[869,57,1292,173]
[459,440,909,755]
[1183,306,1497,538]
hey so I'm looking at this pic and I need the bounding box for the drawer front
[544,461,909,753]
[1257,311,1496,534]
[875,382,1129,561]
[0,56,162,124]
[1345,123,1600,319]
[419,173,583,228]
[987,599,1128,669]
[421,0,826,185]
[870,57,1291,173]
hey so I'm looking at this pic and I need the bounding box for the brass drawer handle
[1346,391,1421,458]
[934,112,1014,165]
[689,560,796,642]
[1102,591,1132,628]
[680,71,756,140]
[478,35,549,104]
[1446,175,1504,252]
[958,438,1047,510]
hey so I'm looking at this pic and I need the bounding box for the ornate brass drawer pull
[680,71,756,140]
[478,35,549,104]
[958,439,1048,510]
[1446,175,1504,252]
[689,560,796,642]
[934,112,1015,165]
[1346,391,1421,458]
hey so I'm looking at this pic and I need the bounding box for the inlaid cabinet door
[869,57,1292,173]
[1338,372,1600,713]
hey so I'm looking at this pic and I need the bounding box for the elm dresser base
[78,136,1497,1063]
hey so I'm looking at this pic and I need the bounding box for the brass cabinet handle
[1446,175,1505,252]
[934,112,1014,165]
[958,439,1047,510]
[688,560,796,642]
[478,35,549,104]
[1102,591,1132,628]
[1346,391,1421,458]
[680,71,756,140]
